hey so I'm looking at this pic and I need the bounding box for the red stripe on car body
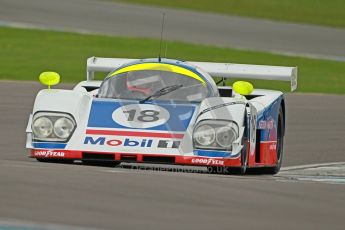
[86,129,184,139]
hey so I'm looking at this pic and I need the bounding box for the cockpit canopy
[98,62,215,102]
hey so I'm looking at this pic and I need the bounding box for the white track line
[281,162,345,171]
[0,218,103,230]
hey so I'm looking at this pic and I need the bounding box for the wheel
[36,158,74,164]
[265,107,285,174]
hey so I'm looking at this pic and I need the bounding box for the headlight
[54,117,75,139]
[216,126,237,148]
[193,120,238,150]
[194,125,216,146]
[32,117,53,139]
[32,112,76,142]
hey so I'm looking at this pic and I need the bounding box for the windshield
[98,70,208,102]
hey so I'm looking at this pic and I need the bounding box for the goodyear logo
[191,158,224,166]
[34,150,65,157]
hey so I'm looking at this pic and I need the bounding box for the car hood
[82,99,199,155]
[88,99,198,132]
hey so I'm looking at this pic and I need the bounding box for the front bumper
[30,149,241,167]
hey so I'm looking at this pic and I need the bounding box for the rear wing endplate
[87,57,297,91]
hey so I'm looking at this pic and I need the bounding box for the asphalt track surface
[1,0,345,61]
[0,81,344,229]
[1,1,345,228]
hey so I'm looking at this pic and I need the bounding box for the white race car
[26,57,297,174]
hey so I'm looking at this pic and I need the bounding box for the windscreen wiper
[139,84,183,103]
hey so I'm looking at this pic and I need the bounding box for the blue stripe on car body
[32,142,67,149]
[193,149,233,158]
[88,99,198,132]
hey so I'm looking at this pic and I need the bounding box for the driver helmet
[126,71,161,95]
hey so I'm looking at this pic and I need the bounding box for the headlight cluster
[32,112,76,142]
[193,120,238,150]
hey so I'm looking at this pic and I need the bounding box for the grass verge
[0,26,344,94]
[112,0,345,28]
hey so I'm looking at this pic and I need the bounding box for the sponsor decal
[259,120,267,129]
[84,136,180,149]
[258,119,275,130]
[112,104,170,129]
[88,101,196,132]
[157,140,181,148]
[191,158,225,166]
[34,150,65,157]
[269,143,277,150]
[267,119,275,130]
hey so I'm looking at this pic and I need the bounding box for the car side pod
[39,71,61,90]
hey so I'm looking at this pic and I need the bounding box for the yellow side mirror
[39,72,60,89]
[232,81,254,96]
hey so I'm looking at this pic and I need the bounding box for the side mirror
[39,72,60,89]
[232,81,254,96]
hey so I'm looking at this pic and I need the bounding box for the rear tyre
[265,107,285,174]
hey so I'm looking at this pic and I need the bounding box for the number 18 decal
[112,104,170,128]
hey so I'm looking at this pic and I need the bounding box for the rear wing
[87,57,297,91]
